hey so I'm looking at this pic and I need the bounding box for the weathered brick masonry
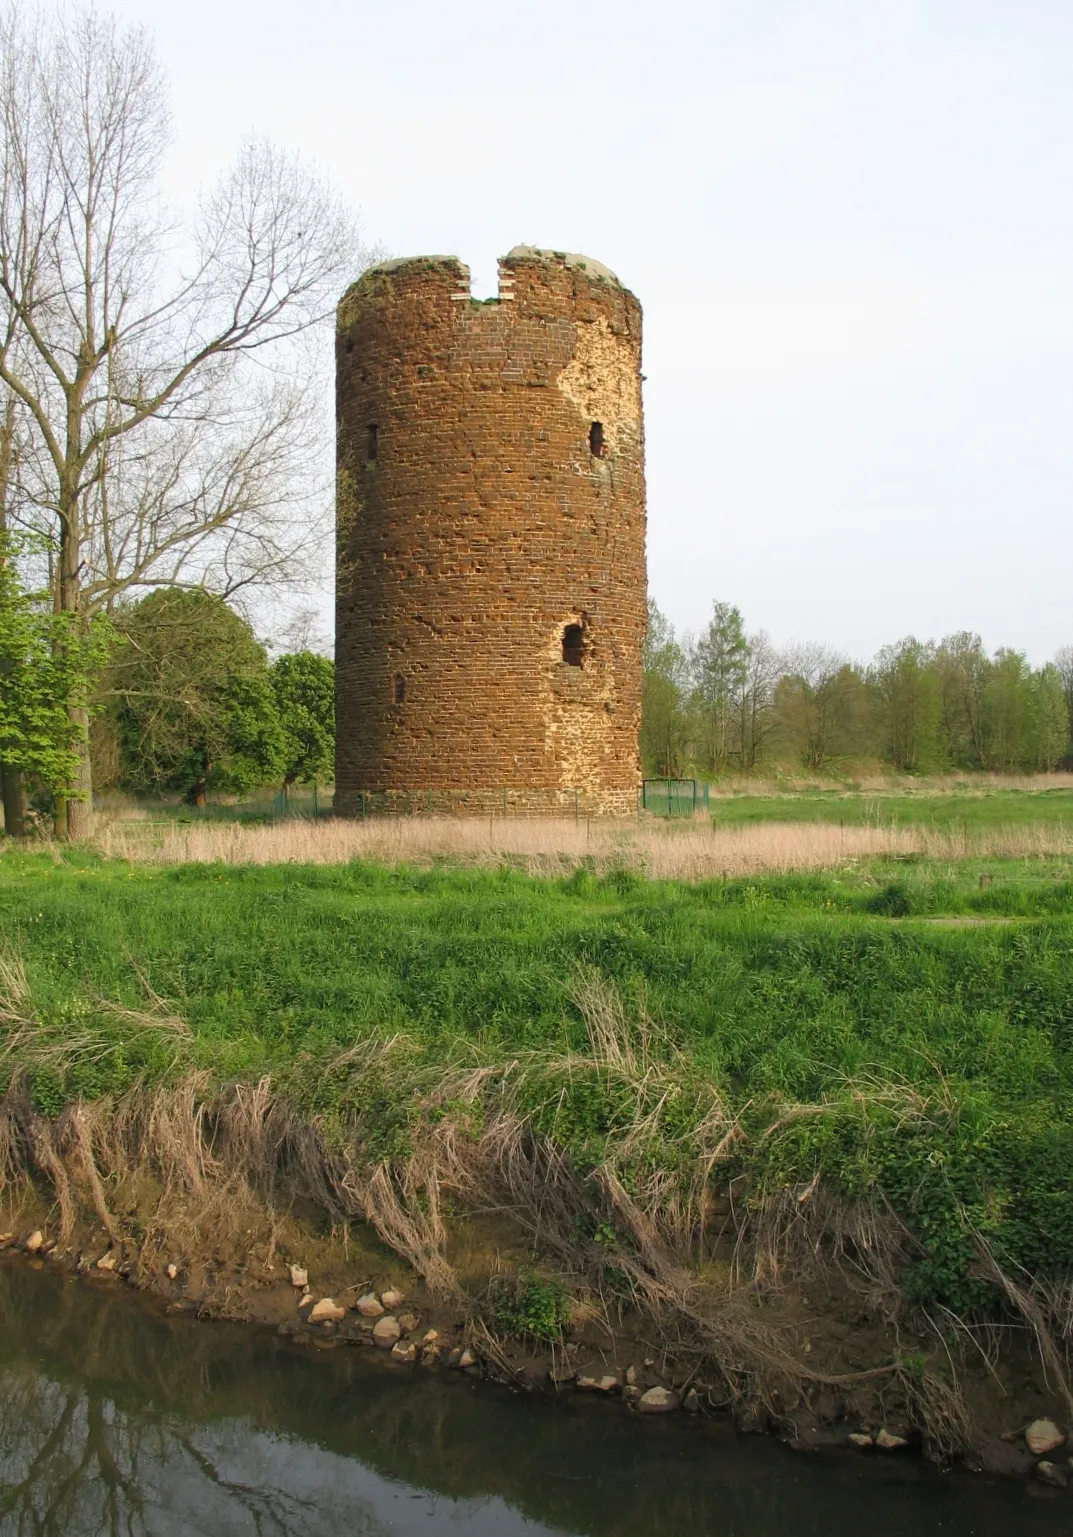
[334,247,646,816]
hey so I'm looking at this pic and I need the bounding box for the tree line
[643,599,1073,779]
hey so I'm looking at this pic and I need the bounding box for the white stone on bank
[308,1298,345,1324]
[1026,1419,1065,1456]
[373,1315,401,1348]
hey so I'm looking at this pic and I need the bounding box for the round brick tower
[334,246,646,816]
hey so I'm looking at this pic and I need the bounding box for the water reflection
[0,1260,1063,1536]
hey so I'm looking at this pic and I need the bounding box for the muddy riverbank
[0,1252,1068,1537]
[1,1182,1068,1492]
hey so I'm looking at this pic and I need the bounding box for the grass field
[2,836,1073,1321]
[708,785,1073,831]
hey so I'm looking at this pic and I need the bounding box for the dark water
[0,1262,1063,1536]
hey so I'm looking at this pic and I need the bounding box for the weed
[488,1274,571,1341]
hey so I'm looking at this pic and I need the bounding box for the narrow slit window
[562,624,584,667]
[367,424,379,462]
[393,673,406,704]
[589,421,604,458]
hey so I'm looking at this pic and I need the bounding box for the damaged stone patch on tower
[334,246,647,816]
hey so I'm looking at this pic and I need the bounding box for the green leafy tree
[935,632,991,768]
[0,532,108,832]
[869,639,944,771]
[982,649,1033,770]
[1027,663,1068,771]
[690,602,748,771]
[640,599,690,777]
[270,651,334,790]
[110,591,285,806]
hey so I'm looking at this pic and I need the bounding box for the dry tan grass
[100,813,1073,878]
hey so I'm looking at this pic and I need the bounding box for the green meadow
[3,846,1073,1315]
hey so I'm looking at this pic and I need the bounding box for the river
[0,1259,1063,1535]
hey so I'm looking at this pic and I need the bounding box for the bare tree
[0,4,364,835]
[732,629,781,769]
[775,642,861,769]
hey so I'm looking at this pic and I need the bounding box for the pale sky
[59,0,1073,661]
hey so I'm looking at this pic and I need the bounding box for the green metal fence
[641,779,710,817]
[177,786,323,821]
[271,785,320,819]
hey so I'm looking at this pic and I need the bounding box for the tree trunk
[1,765,27,836]
[65,704,94,839]
[57,471,94,839]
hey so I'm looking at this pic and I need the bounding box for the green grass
[3,847,1073,1314]
[708,786,1073,831]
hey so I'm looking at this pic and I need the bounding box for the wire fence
[93,786,324,824]
[98,782,717,826]
[641,779,710,817]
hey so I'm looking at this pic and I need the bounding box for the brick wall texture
[334,246,647,817]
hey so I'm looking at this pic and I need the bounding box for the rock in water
[96,1253,117,1272]
[422,1329,439,1345]
[289,1265,308,1289]
[577,1374,619,1393]
[309,1298,345,1324]
[458,1348,477,1369]
[1035,1461,1068,1489]
[25,1231,43,1253]
[638,1387,679,1414]
[682,1388,700,1413]
[391,1341,417,1363]
[847,1433,874,1449]
[1025,1419,1065,1456]
[373,1316,401,1349]
[381,1289,404,1310]
[354,1293,384,1318]
[876,1428,908,1450]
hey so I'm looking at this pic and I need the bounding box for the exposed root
[68,1107,119,1241]
[27,1118,76,1241]
[971,1232,1073,1417]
